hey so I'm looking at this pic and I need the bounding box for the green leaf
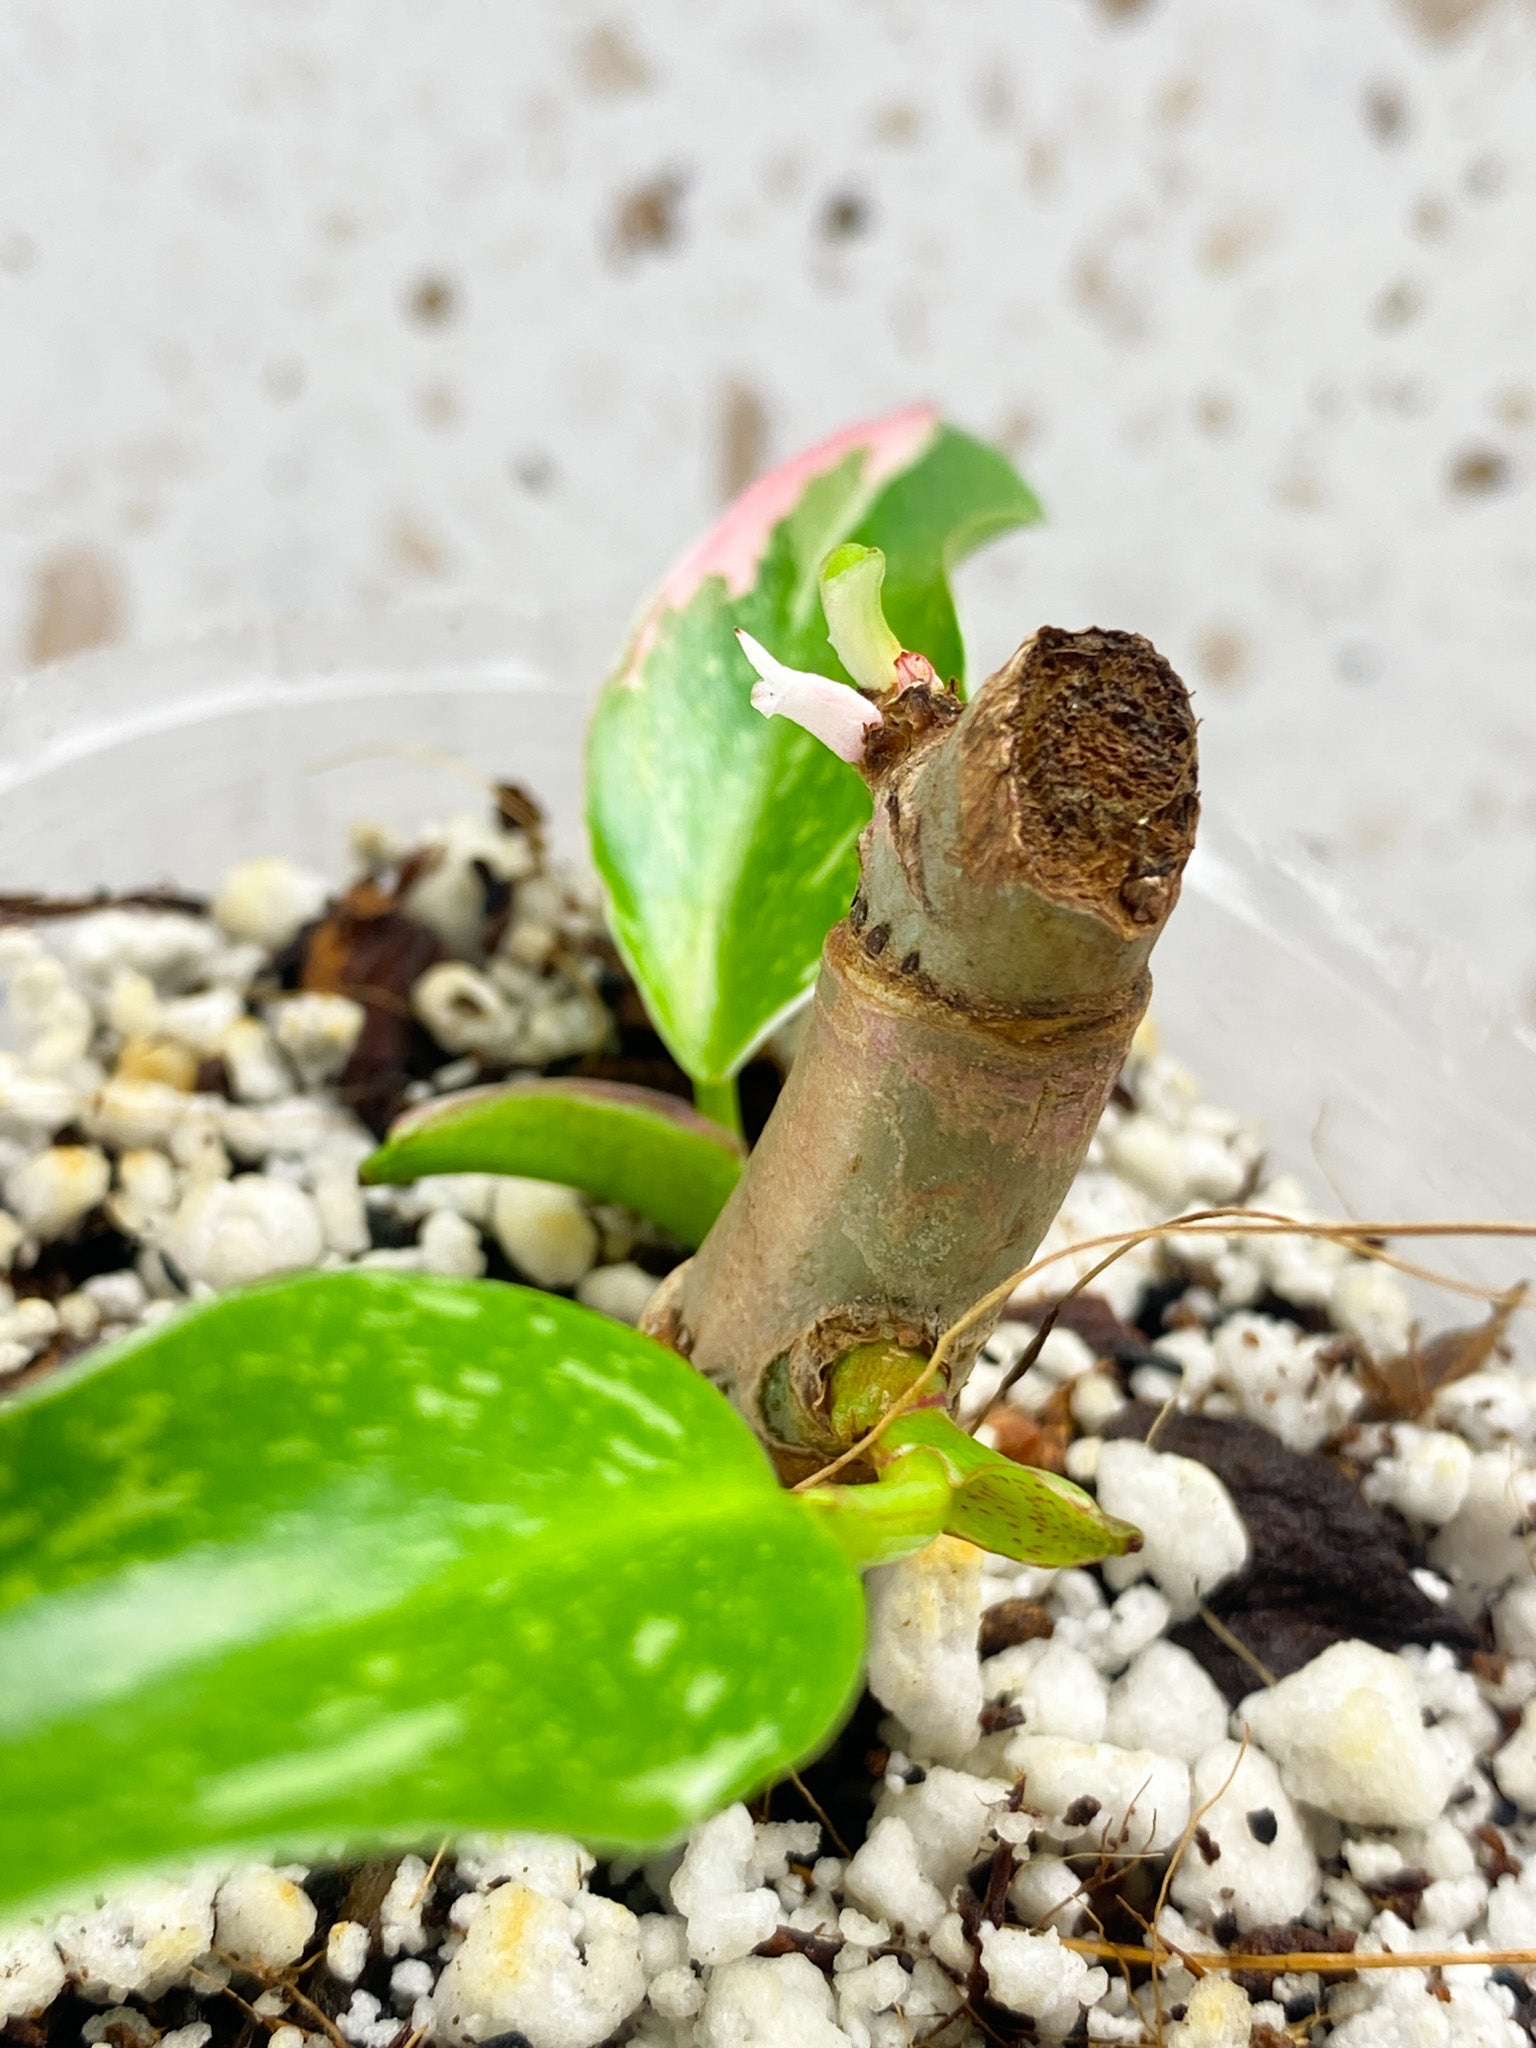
[587,409,1041,1083]
[361,1079,743,1249]
[0,1271,864,1912]
[878,1409,1144,1567]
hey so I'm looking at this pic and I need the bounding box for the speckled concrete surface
[1,0,1534,1015]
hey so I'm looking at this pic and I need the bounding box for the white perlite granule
[669,1804,787,1966]
[326,1918,370,1983]
[8,827,1536,2048]
[0,1926,66,2021]
[1239,1639,1462,1829]
[864,1536,984,1764]
[979,1922,1108,2033]
[1170,1741,1318,1932]
[432,1883,645,2048]
[213,1865,317,1971]
[1095,1437,1250,1618]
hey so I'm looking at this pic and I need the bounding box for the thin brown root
[1142,1389,1180,1453]
[975,1209,1534,1429]
[199,1958,351,2048]
[1060,1936,1536,1976]
[305,741,495,797]
[786,1767,850,1858]
[1146,1733,1250,2034]
[957,1999,1011,2047]
[1198,1608,1278,1688]
[796,1211,1534,1491]
[283,1984,354,2048]
[409,1837,450,1913]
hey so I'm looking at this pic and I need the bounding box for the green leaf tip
[820,540,877,580]
[587,410,1041,1084]
[878,1409,1142,1568]
[361,1077,743,1249]
[818,542,903,697]
[0,1268,864,1912]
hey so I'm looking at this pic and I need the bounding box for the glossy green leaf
[361,1079,743,1249]
[587,408,1041,1082]
[878,1408,1144,1566]
[0,1271,864,1913]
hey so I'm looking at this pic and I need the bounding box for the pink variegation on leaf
[614,404,939,690]
[736,630,884,766]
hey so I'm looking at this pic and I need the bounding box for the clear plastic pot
[2,605,1531,1306]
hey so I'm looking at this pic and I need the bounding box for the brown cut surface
[972,625,1199,929]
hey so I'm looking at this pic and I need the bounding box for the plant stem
[647,628,1198,1476]
[693,1074,744,1143]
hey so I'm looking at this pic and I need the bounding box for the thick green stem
[648,628,1198,1477]
[692,1074,744,1143]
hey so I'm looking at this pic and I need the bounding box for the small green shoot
[802,1403,1141,1573]
[802,1341,1144,1571]
[877,1407,1143,1566]
[818,542,904,696]
[361,1078,743,1249]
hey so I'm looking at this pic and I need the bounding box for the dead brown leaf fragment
[983,1399,1071,1474]
[297,881,446,1137]
[495,781,547,861]
[1356,1291,1523,1421]
[977,1598,1054,1660]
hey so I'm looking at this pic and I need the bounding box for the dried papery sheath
[736,629,884,765]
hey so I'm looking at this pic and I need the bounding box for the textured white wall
[2,0,1534,1016]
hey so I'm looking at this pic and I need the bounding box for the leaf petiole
[693,1074,745,1144]
[796,1449,952,1570]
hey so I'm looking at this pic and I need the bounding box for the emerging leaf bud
[818,543,905,696]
